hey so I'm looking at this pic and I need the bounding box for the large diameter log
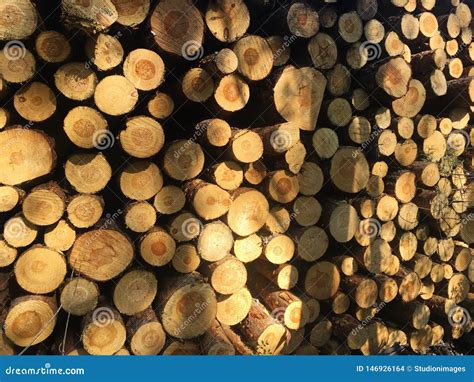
[15,246,67,294]
[0,128,56,186]
[69,229,134,282]
[0,0,38,40]
[227,188,269,236]
[239,299,287,355]
[151,0,204,57]
[273,65,327,131]
[113,269,157,316]
[205,0,250,43]
[4,296,57,347]
[304,261,340,300]
[376,58,412,98]
[330,148,370,193]
[157,273,217,339]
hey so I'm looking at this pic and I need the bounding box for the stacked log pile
[0,0,472,356]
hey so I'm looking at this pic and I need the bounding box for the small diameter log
[328,203,359,243]
[123,49,165,91]
[264,206,291,235]
[14,246,66,294]
[227,188,269,236]
[54,63,98,101]
[202,256,246,295]
[113,269,157,316]
[170,243,199,275]
[374,275,398,303]
[182,68,214,102]
[228,129,263,164]
[0,240,17,267]
[264,170,299,204]
[119,161,163,201]
[119,116,165,159]
[207,161,243,191]
[239,299,287,355]
[3,215,38,248]
[60,278,99,316]
[62,0,118,32]
[274,65,326,131]
[65,153,112,194]
[244,162,267,186]
[140,227,176,267]
[330,148,370,193]
[184,180,231,220]
[0,0,38,40]
[376,58,412,98]
[340,274,378,309]
[67,194,104,229]
[163,141,205,181]
[214,74,250,112]
[254,260,298,290]
[64,106,109,149]
[153,186,186,215]
[200,48,239,75]
[295,226,328,262]
[147,92,174,120]
[233,35,273,81]
[195,119,232,148]
[285,2,319,38]
[304,261,340,300]
[197,221,233,262]
[249,272,308,330]
[338,11,363,43]
[14,82,56,122]
[0,46,36,84]
[4,296,57,347]
[201,320,235,355]
[158,273,217,339]
[263,234,295,264]
[36,31,71,63]
[233,234,262,263]
[216,287,252,326]
[69,229,134,282]
[85,33,124,71]
[392,79,426,118]
[94,75,138,116]
[124,202,156,233]
[127,308,166,356]
[395,267,422,302]
[21,182,65,226]
[308,33,338,70]
[82,305,126,355]
[168,212,202,242]
[112,0,150,27]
